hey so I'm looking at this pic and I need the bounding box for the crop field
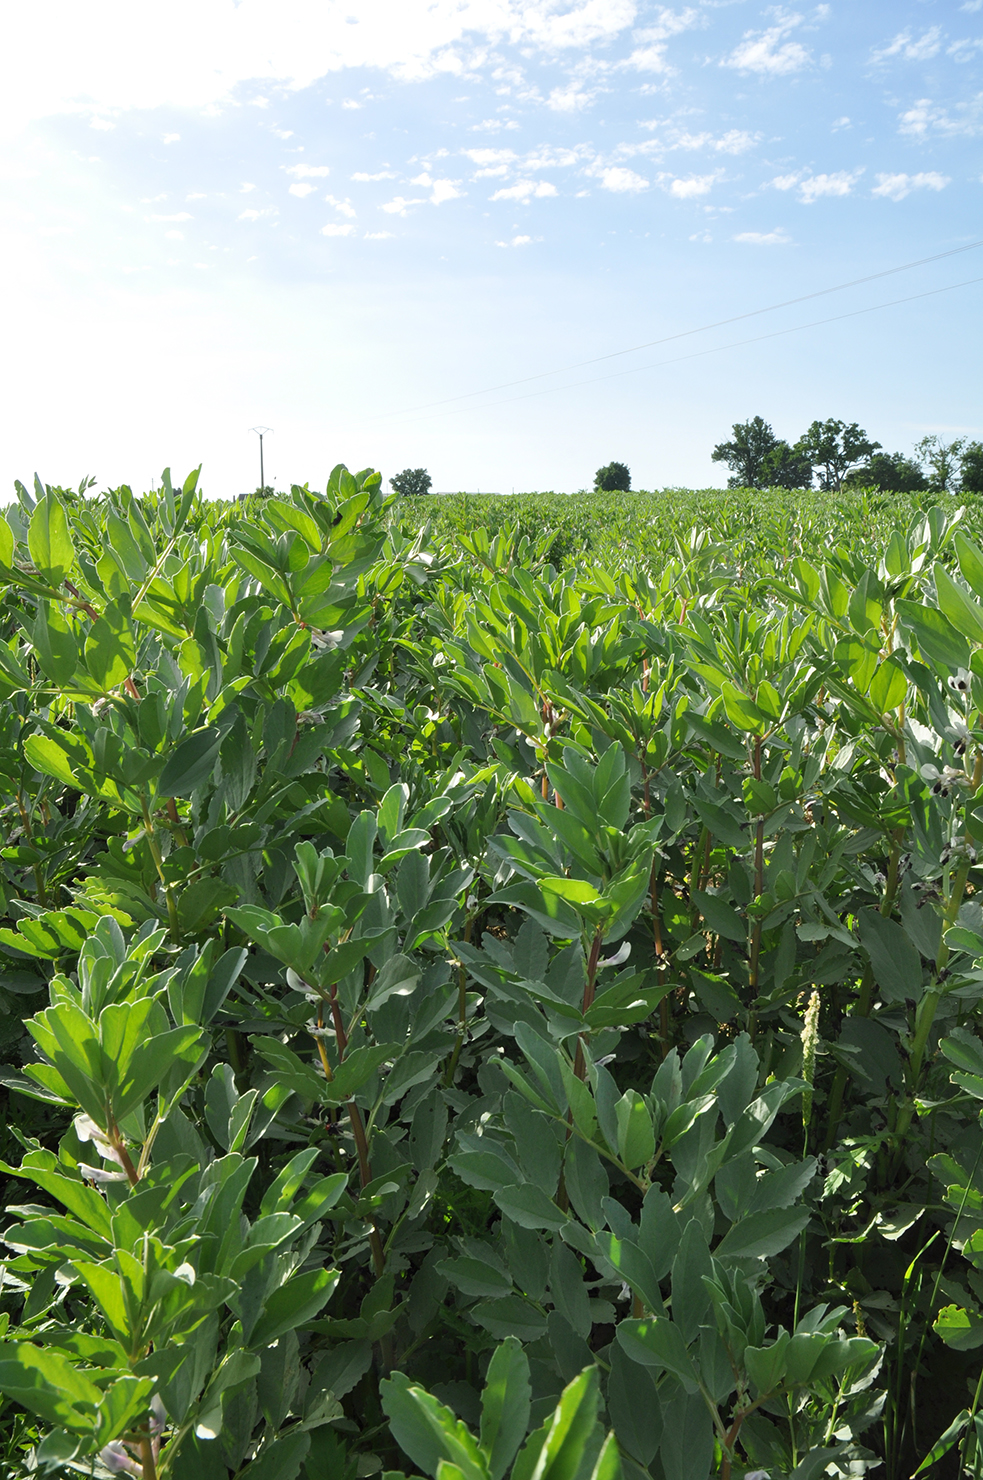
[2,469,983,1480]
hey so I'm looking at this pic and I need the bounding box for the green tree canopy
[710,415,779,488]
[761,440,812,490]
[915,435,966,492]
[843,451,928,493]
[594,461,631,492]
[797,419,880,491]
[390,468,433,497]
[961,440,983,494]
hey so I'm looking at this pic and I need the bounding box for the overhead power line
[439,273,983,417]
[374,237,983,421]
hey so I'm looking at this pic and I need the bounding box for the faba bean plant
[0,468,981,1479]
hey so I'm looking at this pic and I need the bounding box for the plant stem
[141,796,179,940]
[572,925,604,1082]
[140,1437,158,1480]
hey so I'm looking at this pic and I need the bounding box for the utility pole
[249,426,273,493]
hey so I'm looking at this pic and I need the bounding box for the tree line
[711,416,983,494]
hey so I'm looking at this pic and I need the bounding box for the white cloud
[547,84,596,112]
[186,192,206,200]
[469,118,520,132]
[899,95,983,137]
[872,27,942,63]
[668,172,720,198]
[162,132,180,144]
[465,148,517,166]
[284,164,331,178]
[364,230,394,238]
[321,222,356,235]
[240,182,256,193]
[238,207,278,221]
[636,124,759,154]
[90,115,115,130]
[164,229,184,240]
[950,38,983,60]
[0,1,647,138]
[430,178,464,204]
[352,171,396,181]
[723,16,811,76]
[773,169,862,202]
[289,182,316,197]
[496,233,536,246]
[707,128,758,155]
[148,211,193,221]
[734,227,792,244]
[872,170,950,200]
[625,7,700,72]
[962,0,983,10]
[832,116,850,129]
[510,0,636,51]
[490,179,558,200]
[324,193,356,217]
[380,195,428,215]
[341,99,362,110]
[689,229,712,242]
[798,170,862,202]
[595,166,648,193]
[771,171,804,191]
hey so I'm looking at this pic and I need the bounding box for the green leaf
[956,532,983,600]
[84,604,135,693]
[614,1090,655,1170]
[690,889,745,943]
[246,1432,312,1480]
[32,603,79,686]
[858,911,922,1004]
[480,1337,531,1480]
[616,1318,698,1392]
[488,882,582,939]
[869,656,907,715]
[897,599,970,671]
[714,1205,810,1261]
[531,1367,601,1480]
[0,1342,102,1433]
[23,734,85,792]
[436,1257,513,1300]
[28,494,74,585]
[471,1295,548,1342]
[158,728,222,797]
[247,1268,340,1349]
[324,1043,398,1105]
[934,1304,983,1351]
[935,563,983,645]
[721,682,769,735]
[381,1371,490,1480]
[492,1184,567,1231]
[912,1410,971,1476]
[744,1331,790,1394]
[587,1433,621,1480]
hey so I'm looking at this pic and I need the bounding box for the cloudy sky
[2,0,981,495]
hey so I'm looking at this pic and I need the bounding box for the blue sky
[2,0,981,495]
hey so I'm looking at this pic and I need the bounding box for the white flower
[79,1163,129,1184]
[99,1443,140,1475]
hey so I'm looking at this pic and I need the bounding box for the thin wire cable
[399,271,983,419]
[373,237,983,420]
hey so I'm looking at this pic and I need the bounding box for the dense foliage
[710,417,980,496]
[3,472,983,1479]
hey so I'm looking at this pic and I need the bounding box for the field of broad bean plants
[2,468,983,1480]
